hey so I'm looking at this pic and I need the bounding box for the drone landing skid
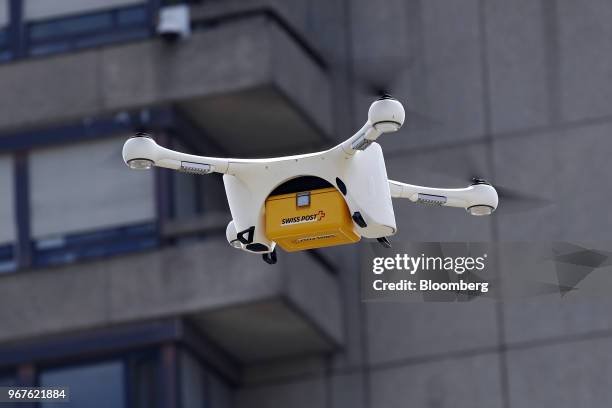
[262,249,278,265]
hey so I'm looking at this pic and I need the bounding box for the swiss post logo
[281,210,326,226]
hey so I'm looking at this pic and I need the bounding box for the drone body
[123,97,498,264]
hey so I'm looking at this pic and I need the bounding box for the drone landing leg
[262,249,278,265]
[376,237,392,248]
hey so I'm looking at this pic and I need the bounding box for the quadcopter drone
[123,96,498,264]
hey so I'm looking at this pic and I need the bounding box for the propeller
[354,56,410,98]
[432,157,552,215]
[348,56,550,214]
[491,184,552,214]
[348,55,440,130]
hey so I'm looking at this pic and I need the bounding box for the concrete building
[0,1,611,407]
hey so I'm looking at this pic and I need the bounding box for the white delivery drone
[123,96,498,264]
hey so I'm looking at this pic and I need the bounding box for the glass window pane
[0,0,7,28]
[198,175,227,213]
[0,155,15,246]
[29,13,114,41]
[25,0,145,21]
[173,172,200,220]
[180,352,205,408]
[29,136,155,239]
[117,6,148,26]
[39,361,125,408]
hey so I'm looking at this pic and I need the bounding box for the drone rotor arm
[389,179,498,216]
[340,122,381,155]
[339,98,406,156]
[123,136,230,174]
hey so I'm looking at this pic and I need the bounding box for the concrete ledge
[0,240,343,362]
[190,0,307,39]
[0,15,332,151]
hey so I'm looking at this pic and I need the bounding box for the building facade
[1,1,612,407]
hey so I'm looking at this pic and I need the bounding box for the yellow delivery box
[265,187,361,252]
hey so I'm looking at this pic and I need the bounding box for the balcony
[0,237,343,365]
[0,13,332,156]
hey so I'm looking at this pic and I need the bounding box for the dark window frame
[36,348,161,408]
[0,107,219,273]
[0,321,228,408]
[0,320,236,406]
[0,322,173,407]
[32,222,159,268]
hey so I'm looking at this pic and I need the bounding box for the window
[0,0,9,61]
[0,155,16,273]
[0,0,6,27]
[25,0,146,21]
[0,342,227,408]
[29,13,114,42]
[24,1,149,57]
[172,171,202,220]
[29,136,157,266]
[39,360,125,408]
